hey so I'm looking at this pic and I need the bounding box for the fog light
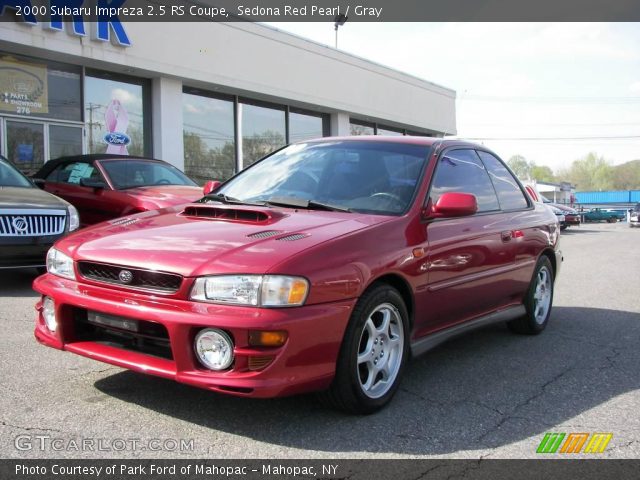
[194,329,234,370]
[42,297,57,333]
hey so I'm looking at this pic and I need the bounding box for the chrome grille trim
[0,209,66,237]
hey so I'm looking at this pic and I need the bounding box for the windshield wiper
[265,196,351,213]
[202,193,265,206]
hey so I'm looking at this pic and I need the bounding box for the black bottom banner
[2,459,639,480]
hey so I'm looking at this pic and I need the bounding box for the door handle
[501,231,513,242]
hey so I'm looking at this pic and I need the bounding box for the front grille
[78,261,182,293]
[73,309,173,360]
[0,209,66,237]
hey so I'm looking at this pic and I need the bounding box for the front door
[413,148,515,338]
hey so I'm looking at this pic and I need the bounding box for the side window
[429,149,499,212]
[47,162,100,185]
[477,151,529,210]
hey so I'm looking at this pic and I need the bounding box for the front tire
[320,284,409,414]
[508,256,554,335]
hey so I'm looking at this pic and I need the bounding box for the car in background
[629,203,640,228]
[0,155,79,270]
[33,155,204,227]
[34,138,562,414]
[583,208,625,223]
[548,205,566,228]
[523,187,574,231]
[541,198,580,230]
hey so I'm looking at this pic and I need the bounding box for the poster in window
[0,58,49,116]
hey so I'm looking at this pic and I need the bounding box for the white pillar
[151,77,184,170]
[330,112,350,136]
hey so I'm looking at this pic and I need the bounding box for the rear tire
[508,256,554,335]
[320,284,409,414]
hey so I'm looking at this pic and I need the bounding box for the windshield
[0,157,33,188]
[217,141,430,215]
[100,160,197,190]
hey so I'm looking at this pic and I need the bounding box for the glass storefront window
[6,120,44,176]
[350,121,375,136]
[84,73,148,157]
[183,91,235,184]
[0,53,81,122]
[49,125,83,159]
[241,102,286,167]
[377,126,404,136]
[289,111,326,143]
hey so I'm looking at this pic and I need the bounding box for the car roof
[33,154,167,178]
[302,135,492,151]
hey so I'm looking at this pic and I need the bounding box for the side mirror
[203,180,222,196]
[80,178,107,189]
[32,178,45,190]
[427,192,478,219]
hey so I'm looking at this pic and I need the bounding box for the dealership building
[0,15,456,182]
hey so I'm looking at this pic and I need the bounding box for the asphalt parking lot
[1,222,638,459]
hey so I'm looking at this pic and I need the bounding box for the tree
[563,152,614,191]
[507,155,531,180]
[530,165,556,183]
[611,160,640,190]
[242,130,285,167]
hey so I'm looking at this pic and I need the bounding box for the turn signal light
[248,330,288,347]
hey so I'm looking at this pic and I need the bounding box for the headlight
[46,248,76,280]
[68,205,80,232]
[190,275,309,307]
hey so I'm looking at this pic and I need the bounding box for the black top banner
[0,0,639,22]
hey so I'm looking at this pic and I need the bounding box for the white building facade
[0,17,456,182]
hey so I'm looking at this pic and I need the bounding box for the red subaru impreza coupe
[33,137,562,414]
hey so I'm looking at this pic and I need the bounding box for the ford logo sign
[103,132,131,146]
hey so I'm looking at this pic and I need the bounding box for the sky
[266,22,640,172]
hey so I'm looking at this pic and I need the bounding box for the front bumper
[555,249,563,279]
[33,274,355,398]
[0,240,56,269]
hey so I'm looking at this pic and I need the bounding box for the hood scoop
[182,205,277,224]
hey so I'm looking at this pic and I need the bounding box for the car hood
[60,204,392,277]
[123,185,203,207]
[0,186,69,210]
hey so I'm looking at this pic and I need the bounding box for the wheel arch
[539,248,557,278]
[365,273,415,329]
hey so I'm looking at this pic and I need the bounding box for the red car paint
[34,155,203,226]
[33,138,562,399]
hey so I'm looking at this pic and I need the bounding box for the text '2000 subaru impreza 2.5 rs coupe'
[33,137,562,414]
